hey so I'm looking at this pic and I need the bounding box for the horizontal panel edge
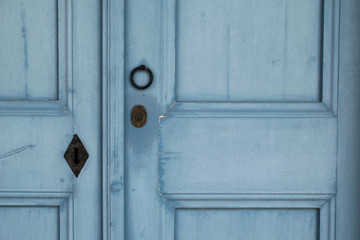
[161,102,335,118]
[0,100,71,116]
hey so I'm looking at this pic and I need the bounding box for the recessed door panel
[176,0,324,102]
[0,207,59,240]
[0,0,58,100]
[0,1,102,239]
[175,209,319,240]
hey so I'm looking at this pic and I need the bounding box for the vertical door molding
[102,0,125,239]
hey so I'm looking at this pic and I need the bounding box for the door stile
[102,0,125,239]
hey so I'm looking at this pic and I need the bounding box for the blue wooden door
[0,0,102,239]
[2,0,360,239]
[122,0,360,239]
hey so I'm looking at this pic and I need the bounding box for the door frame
[102,0,125,239]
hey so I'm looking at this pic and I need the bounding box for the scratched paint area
[0,144,35,160]
[0,0,58,100]
[0,117,73,191]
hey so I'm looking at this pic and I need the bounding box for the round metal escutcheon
[130,65,153,90]
[131,105,147,128]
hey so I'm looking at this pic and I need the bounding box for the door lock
[131,105,147,128]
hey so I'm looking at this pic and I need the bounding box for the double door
[1,0,360,239]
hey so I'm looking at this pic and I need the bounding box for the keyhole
[74,147,80,165]
[134,113,143,122]
[131,105,147,128]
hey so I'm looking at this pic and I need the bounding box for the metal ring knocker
[130,65,153,90]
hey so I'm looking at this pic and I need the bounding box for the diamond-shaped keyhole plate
[64,135,89,177]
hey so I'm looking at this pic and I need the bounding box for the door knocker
[130,65,153,90]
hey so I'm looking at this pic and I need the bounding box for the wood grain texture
[161,195,335,240]
[163,102,335,118]
[0,0,102,239]
[0,0,73,116]
[175,209,319,240]
[0,207,59,240]
[0,0,58,100]
[159,117,337,194]
[174,0,335,102]
[0,192,73,240]
[103,0,359,239]
[102,0,125,239]
[119,0,340,239]
[72,0,102,239]
[124,0,163,240]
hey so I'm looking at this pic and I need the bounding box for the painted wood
[0,0,102,240]
[175,0,336,102]
[163,102,335,118]
[159,117,337,194]
[124,0,163,240]
[175,209,318,240]
[0,192,73,240]
[336,0,360,239]
[0,207,59,240]
[160,0,339,113]
[122,0,341,240]
[1,0,358,239]
[0,0,58,100]
[161,195,335,240]
[72,0,102,239]
[0,0,73,116]
[102,0,125,239]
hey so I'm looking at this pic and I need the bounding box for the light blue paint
[122,0,343,239]
[175,0,325,102]
[0,144,35,160]
[0,0,58,100]
[20,6,29,97]
[1,0,360,239]
[336,0,360,239]
[175,209,319,240]
[0,0,102,239]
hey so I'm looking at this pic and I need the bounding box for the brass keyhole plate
[131,105,147,128]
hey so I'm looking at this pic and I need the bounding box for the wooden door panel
[118,0,360,239]
[0,0,73,115]
[156,0,339,239]
[0,0,102,239]
[0,0,58,100]
[175,208,319,240]
[0,193,72,240]
[159,0,339,195]
[176,0,324,102]
[160,117,337,194]
[0,207,59,240]
[0,118,73,191]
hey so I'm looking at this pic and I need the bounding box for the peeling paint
[159,101,176,120]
